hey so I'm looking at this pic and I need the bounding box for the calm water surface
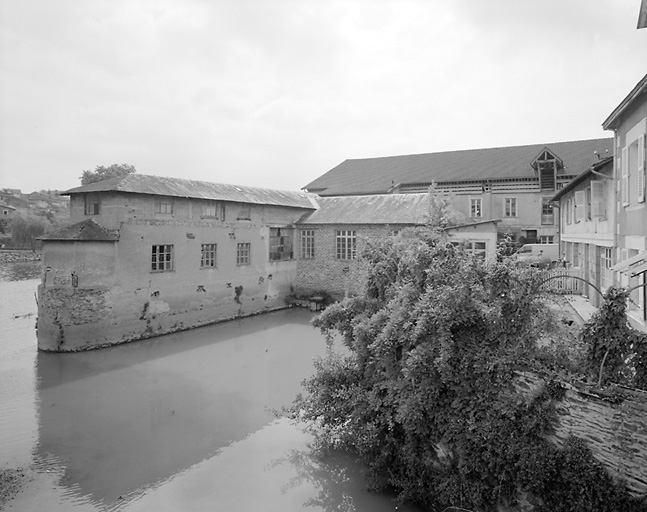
[0,261,423,512]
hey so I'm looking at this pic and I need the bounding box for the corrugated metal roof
[303,138,613,196]
[40,219,119,241]
[63,174,316,209]
[297,194,432,225]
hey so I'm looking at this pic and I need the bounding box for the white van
[512,244,559,268]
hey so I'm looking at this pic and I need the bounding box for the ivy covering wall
[283,227,647,512]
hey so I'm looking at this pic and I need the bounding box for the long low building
[37,174,499,351]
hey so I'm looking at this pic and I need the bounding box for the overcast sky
[1,0,645,194]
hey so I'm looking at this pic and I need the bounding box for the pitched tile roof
[602,73,647,130]
[40,219,119,241]
[297,194,433,225]
[63,174,316,210]
[303,138,613,196]
[550,156,613,202]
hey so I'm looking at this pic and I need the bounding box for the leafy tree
[10,213,48,250]
[80,164,136,185]
[283,227,645,511]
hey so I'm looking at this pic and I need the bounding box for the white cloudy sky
[1,0,646,193]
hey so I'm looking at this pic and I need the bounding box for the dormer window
[531,148,563,192]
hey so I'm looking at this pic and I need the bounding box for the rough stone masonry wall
[296,225,398,300]
[517,372,647,497]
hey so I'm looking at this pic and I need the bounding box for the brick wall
[296,224,398,299]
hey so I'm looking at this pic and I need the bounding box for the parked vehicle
[512,244,559,268]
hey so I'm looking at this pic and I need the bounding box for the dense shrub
[284,227,646,511]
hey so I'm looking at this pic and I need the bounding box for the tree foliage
[10,213,48,250]
[580,287,647,389]
[80,163,136,185]
[283,228,645,511]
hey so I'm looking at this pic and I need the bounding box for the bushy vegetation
[283,227,646,511]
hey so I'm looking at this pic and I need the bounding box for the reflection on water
[1,273,422,512]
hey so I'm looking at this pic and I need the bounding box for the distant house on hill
[303,138,613,246]
[0,201,16,218]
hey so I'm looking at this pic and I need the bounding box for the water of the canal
[0,261,424,512]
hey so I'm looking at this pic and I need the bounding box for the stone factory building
[37,174,316,351]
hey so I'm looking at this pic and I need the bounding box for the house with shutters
[303,138,613,248]
[603,73,647,330]
[550,156,615,306]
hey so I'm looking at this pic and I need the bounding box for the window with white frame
[504,197,517,217]
[572,243,579,267]
[565,197,572,224]
[465,241,487,258]
[200,243,217,268]
[470,198,482,218]
[336,230,356,260]
[269,227,293,261]
[236,242,251,265]
[539,236,554,244]
[151,244,173,272]
[300,229,314,259]
[541,197,554,225]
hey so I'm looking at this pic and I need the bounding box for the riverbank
[0,250,40,264]
[0,468,33,510]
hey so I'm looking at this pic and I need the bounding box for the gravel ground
[0,468,32,511]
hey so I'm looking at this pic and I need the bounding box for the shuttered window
[638,134,646,203]
[591,181,606,218]
[574,190,585,223]
[622,146,629,206]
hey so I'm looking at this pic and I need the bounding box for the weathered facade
[37,175,315,351]
[602,73,647,331]
[295,194,499,299]
[551,157,615,307]
[303,138,613,246]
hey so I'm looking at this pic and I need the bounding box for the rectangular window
[85,194,100,215]
[539,236,554,244]
[470,198,482,218]
[151,245,173,272]
[504,197,517,217]
[572,243,579,267]
[300,229,315,259]
[591,181,606,218]
[336,230,356,260]
[201,201,223,219]
[155,198,173,214]
[269,227,293,261]
[237,242,251,265]
[466,241,487,258]
[600,247,613,291]
[236,203,251,220]
[200,243,217,268]
[541,197,554,225]
[574,190,585,222]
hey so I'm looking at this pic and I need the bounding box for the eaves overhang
[602,73,647,130]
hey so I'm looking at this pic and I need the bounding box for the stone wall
[296,225,396,299]
[517,372,647,497]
